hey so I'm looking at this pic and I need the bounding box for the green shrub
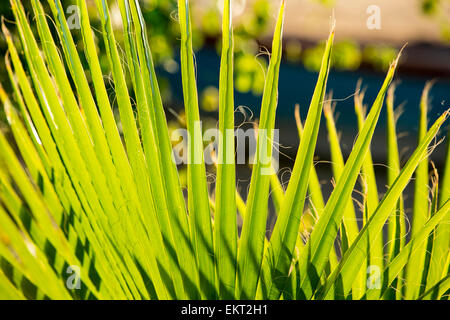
[0,0,448,300]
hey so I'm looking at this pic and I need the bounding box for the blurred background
[0,0,449,206]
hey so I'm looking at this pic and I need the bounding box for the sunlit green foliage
[0,0,448,300]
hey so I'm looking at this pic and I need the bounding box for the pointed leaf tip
[330,11,336,34]
[1,20,10,38]
[391,43,407,70]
